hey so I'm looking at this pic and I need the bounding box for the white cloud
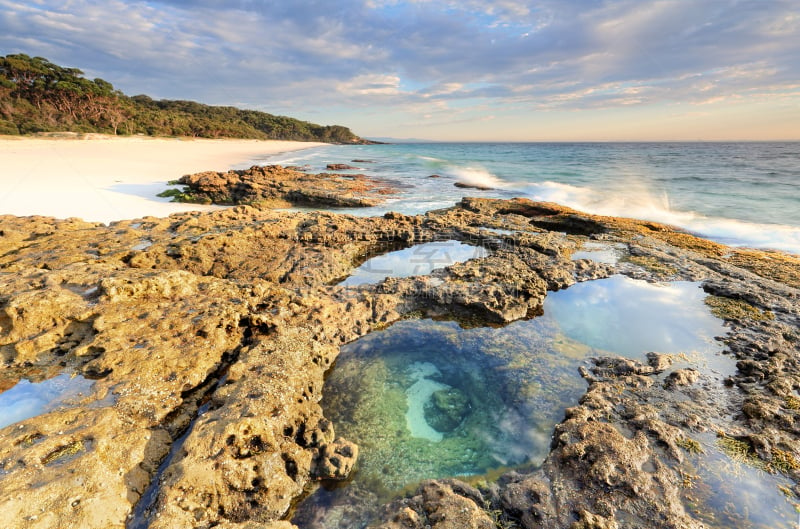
[0,0,798,137]
[337,74,403,96]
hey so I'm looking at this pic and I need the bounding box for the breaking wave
[446,166,508,189]
[519,181,800,254]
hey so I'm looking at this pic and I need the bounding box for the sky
[1,0,798,141]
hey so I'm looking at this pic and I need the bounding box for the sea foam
[519,181,800,254]
[446,166,508,189]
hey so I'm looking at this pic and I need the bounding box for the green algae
[704,295,775,322]
[321,318,585,499]
[42,440,85,465]
[624,255,678,276]
[716,434,800,476]
[716,435,765,470]
[677,436,704,455]
[771,449,800,474]
[424,387,470,433]
[676,432,799,529]
[784,396,800,411]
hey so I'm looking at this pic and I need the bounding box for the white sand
[0,135,325,224]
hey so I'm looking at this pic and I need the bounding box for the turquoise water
[293,276,740,528]
[264,142,800,253]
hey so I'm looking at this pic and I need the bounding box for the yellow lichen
[13,432,44,447]
[728,249,800,290]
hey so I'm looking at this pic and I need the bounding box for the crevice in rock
[126,337,252,529]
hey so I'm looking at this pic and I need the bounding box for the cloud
[337,74,403,96]
[0,0,798,135]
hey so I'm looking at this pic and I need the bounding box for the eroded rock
[174,165,394,208]
[1,197,799,529]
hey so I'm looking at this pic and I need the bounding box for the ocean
[261,142,800,254]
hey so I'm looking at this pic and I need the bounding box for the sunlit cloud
[0,0,798,139]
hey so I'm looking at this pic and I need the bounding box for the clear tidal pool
[339,240,488,286]
[293,275,751,528]
[0,373,94,429]
[570,240,626,264]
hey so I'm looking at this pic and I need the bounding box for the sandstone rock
[374,480,494,529]
[175,165,395,208]
[1,196,799,529]
[313,438,359,480]
[571,510,619,529]
[664,368,700,389]
[500,476,557,527]
[645,352,673,373]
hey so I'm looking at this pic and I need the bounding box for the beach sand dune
[0,135,324,223]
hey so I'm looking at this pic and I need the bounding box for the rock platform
[1,198,798,528]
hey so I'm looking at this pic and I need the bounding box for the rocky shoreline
[1,197,798,528]
[164,165,397,209]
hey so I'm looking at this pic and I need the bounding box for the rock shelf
[0,198,798,528]
[168,164,397,208]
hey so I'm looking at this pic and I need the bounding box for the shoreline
[0,134,326,224]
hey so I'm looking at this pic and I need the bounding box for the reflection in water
[570,241,625,264]
[0,373,94,429]
[294,276,739,528]
[546,276,730,373]
[339,240,488,286]
[682,433,798,529]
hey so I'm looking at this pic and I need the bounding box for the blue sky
[1,0,798,140]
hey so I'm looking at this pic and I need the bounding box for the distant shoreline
[0,134,325,224]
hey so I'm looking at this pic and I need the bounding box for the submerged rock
[423,387,470,433]
[313,438,359,480]
[454,181,493,190]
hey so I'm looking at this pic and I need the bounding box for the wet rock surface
[0,197,798,528]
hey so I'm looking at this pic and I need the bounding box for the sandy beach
[0,135,325,224]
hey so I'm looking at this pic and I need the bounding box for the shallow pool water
[570,241,626,264]
[681,432,799,529]
[0,373,94,429]
[546,275,731,374]
[339,240,488,286]
[293,276,736,528]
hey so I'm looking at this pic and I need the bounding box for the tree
[0,53,366,142]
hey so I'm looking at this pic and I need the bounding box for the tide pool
[0,373,94,429]
[293,276,734,528]
[339,240,488,286]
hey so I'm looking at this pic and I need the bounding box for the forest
[0,53,366,143]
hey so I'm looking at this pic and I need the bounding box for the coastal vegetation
[0,53,364,143]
